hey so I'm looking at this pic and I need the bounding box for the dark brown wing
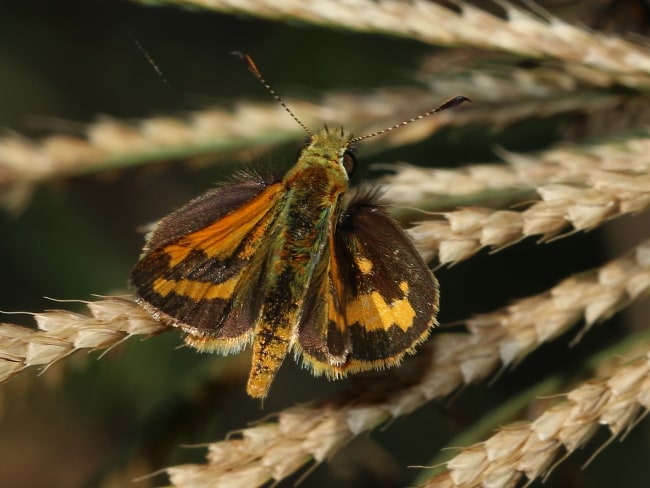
[130,178,284,353]
[295,195,439,377]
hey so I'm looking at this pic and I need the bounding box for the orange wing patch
[162,183,283,267]
[131,181,286,347]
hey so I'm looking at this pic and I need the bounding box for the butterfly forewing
[131,178,284,351]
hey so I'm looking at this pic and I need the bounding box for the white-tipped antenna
[349,95,471,143]
[233,51,313,137]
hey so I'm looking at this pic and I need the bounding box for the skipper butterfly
[131,53,468,398]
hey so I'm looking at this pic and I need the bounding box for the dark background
[0,1,649,487]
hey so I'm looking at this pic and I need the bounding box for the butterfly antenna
[120,25,187,108]
[350,95,471,143]
[233,51,313,137]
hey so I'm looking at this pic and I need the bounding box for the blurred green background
[0,1,648,487]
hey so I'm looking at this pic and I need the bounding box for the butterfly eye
[342,151,356,176]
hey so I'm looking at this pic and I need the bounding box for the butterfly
[130,53,468,399]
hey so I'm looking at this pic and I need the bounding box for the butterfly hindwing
[292,238,350,374]
[296,193,439,376]
[131,177,284,352]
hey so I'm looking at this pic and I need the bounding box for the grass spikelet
[0,297,166,383]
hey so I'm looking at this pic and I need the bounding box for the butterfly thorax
[285,128,352,184]
[246,128,352,398]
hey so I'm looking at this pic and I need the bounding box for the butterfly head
[299,126,356,177]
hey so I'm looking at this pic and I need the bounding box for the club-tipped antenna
[233,51,313,137]
[349,95,471,143]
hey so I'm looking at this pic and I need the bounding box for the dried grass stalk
[1,46,628,207]
[0,297,166,384]
[407,169,650,264]
[151,0,650,88]
[0,91,445,209]
[419,61,582,101]
[424,349,650,488]
[163,239,650,487]
[419,56,634,99]
[0,86,623,211]
[383,130,650,205]
[0,102,301,209]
